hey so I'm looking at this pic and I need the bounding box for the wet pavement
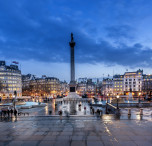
[0,101,152,146]
[0,116,152,146]
[11,102,152,121]
[16,101,102,116]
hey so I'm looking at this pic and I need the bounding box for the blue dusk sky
[1,0,152,81]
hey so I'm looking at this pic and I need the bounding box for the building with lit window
[113,75,124,95]
[124,69,143,96]
[142,74,152,96]
[77,81,87,96]
[60,81,69,96]
[22,74,36,96]
[102,78,113,96]
[22,75,61,98]
[0,61,22,98]
[77,78,99,98]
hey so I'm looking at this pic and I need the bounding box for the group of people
[90,106,102,116]
[0,108,18,118]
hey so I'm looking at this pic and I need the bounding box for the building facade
[124,69,143,96]
[101,78,113,96]
[77,78,100,98]
[113,75,124,95]
[142,74,152,96]
[0,61,22,98]
[22,75,61,98]
[60,81,69,96]
[22,74,36,96]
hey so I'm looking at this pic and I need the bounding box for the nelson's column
[69,33,76,92]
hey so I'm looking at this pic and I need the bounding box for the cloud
[0,0,152,69]
[105,25,134,41]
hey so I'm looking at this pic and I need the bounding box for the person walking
[7,109,10,118]
[0,110,2,118]
[14,109,17,118]
[92,108,95,115]
[90,106,93,112]
[59,110,62,121]
[10,109,13,117]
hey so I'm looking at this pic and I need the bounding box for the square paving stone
[60,132,72,136]
[73,132,85,136]
[134,141,152,146]
[33,132,45,136]
[54,141,70,146]
[38,141,55,146]
[0,136,13,141]
[22,141,38,146]
[28,136,44,141]
[87,141,104,146]
[87,136,101,141]
[72,136,84,141]
[7,141,23,146]
[115,135,132,141]
[56,136,71,141]
[43,136,56,141]
[71,141,85,146]
[129,135,147,141]
[118,141,137,146]
[101,136,115,141]
[14,135,31,141]
[103,141,119,146]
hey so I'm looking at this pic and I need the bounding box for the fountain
[128,88,133,101]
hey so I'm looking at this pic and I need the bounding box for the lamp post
[138,92,141,103]
[116,95,119,109]
[14,90,17,110]
[107,93,109,103]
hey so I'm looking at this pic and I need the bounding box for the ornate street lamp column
[116,95,119,109]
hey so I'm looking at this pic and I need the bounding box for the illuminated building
[0,61,22,98]
[60,81,69,96]
[101,78,113,96]
[22,75,61,97]
[77,78,99,98]
[142,74,152,96]
[124,69,143,96]
[22,74,36,96]
[113,75,124,95]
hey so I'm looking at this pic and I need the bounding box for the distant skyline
[1,0,152,81]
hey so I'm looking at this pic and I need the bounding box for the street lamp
[14,90,17,110]
[116,95,119,109]
[107,93,109,103]
[138,92,141,103]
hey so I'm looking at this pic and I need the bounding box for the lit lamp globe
[116,95,119,99]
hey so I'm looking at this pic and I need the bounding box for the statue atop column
[69,33,76,92]
[69,33,75,47]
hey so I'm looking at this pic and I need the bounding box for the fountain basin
[16,102,46,109]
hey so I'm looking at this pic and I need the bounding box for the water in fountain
[128,88,133,101]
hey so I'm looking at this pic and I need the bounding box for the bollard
[140,108,143,115]
[128,108,131,115]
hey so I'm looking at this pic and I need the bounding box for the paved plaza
[0,102,152,146]
[0,114,152,146]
